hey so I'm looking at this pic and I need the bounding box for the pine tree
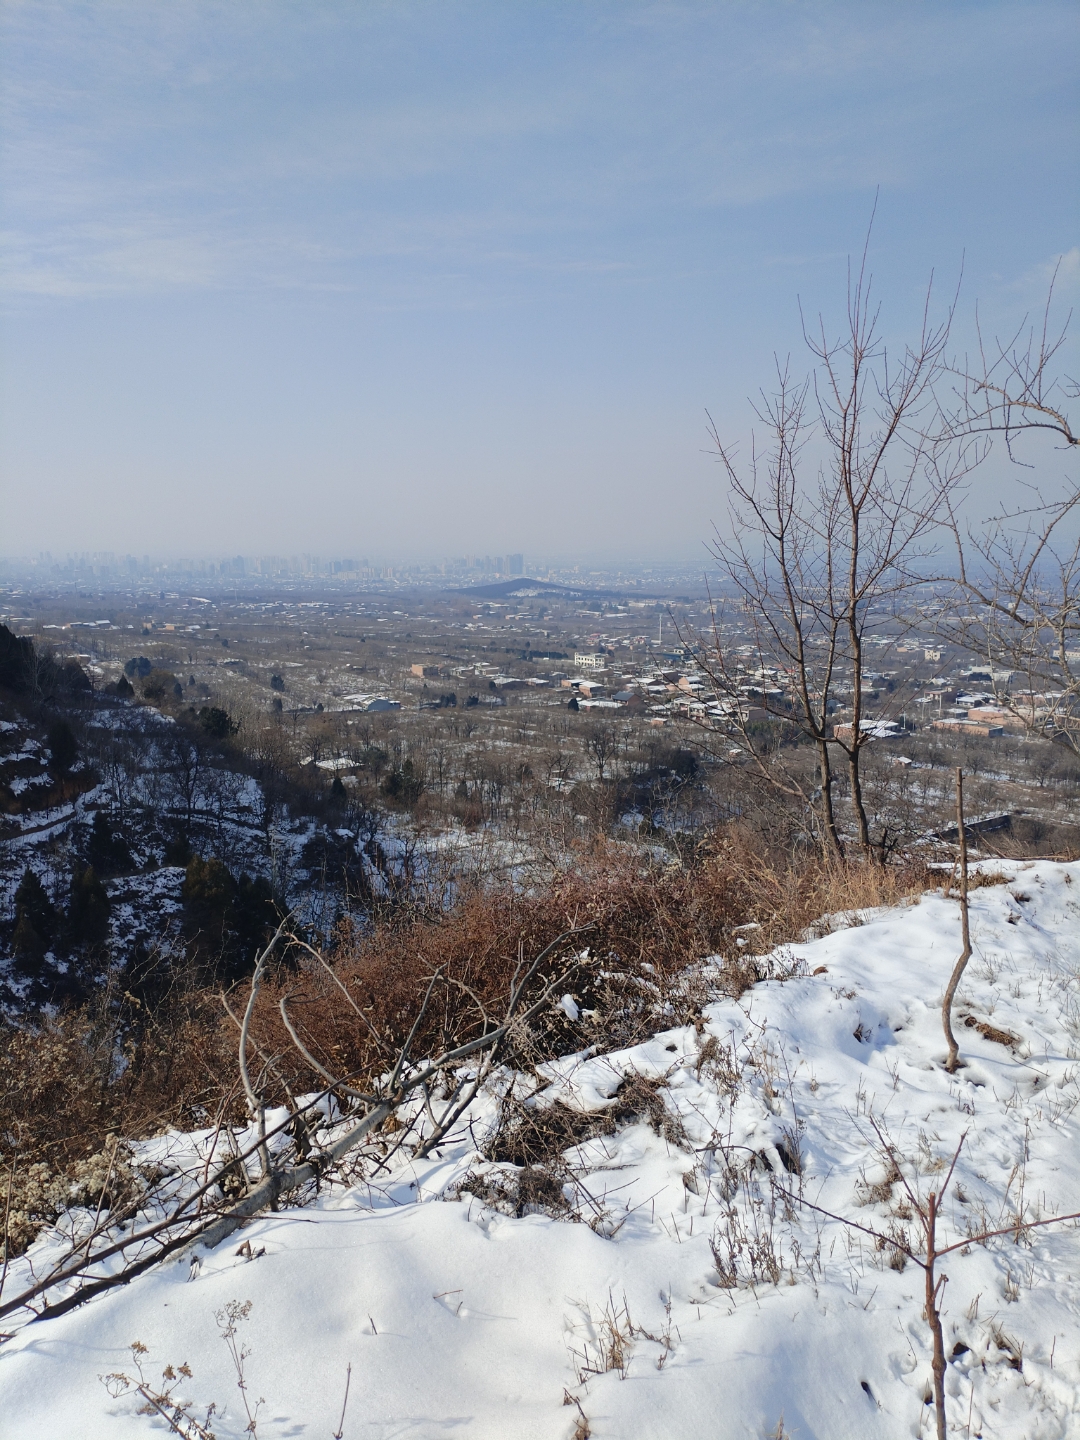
[66,865,111,950]
[13,867,57,941]
[11,909,48,978]
[47,718,78,773]
[87,810,133,876]
[10,868,58,983]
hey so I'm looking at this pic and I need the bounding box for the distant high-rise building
[508,553,524,575]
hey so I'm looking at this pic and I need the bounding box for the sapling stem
[942,768,971,1073]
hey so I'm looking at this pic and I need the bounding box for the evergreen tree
[229,873,278,984]
[181,856,278,984]
[0,624,34,692]
[87,810,134,876]
[13,867,57,941]
[9,869,58,984]
[11,909,47,976]
[119,941,173,1016]
[182,855,235,936]
[47,718,78,773]
[65,865,111,950]
[381,758,423,807]
[198,706,238,738]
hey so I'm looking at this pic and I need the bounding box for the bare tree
[780,1117,1080,1440]
[161,729,206,832]
[583,723,618,784]
[939,281,1079,749]
[704,244,962,860]
[945,267,1077,455]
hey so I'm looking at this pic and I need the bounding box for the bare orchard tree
[944,266,1077,456]
[940,278,1079,749]
[583,721,619,784]
[703,251,964,861]
[944,505,1080,750]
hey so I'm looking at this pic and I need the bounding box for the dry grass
[0,989,238,1258]
[2,832,943,1256]
[249,837,937,1100]
[566,1291,675,1386]
[962,1014,1020,1049]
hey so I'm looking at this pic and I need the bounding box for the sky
[1,1,1077,564]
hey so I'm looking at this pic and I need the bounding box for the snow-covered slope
[3,861,1080,1439]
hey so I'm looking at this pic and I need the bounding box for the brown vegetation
[245,835,931,1099]
[1,985,236,1258]
[1,830,937,1262]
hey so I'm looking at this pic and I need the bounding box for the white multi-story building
[574,652,607,670]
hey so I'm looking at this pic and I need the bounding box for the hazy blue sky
[1,1,1076,562]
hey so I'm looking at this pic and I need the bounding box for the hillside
[2,862,1079,1438]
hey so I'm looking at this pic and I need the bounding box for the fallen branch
[1,923,594,1327]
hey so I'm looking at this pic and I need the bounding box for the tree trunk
[924,1192,949,1440]
[816,737,844,860]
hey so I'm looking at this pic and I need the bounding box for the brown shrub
[249,837,936,1101]
[251,847,754,1097]
[2,831,940,1255]
[457,1162,571,1219]
[0,990,238,1257]
[489,1101,615,1168]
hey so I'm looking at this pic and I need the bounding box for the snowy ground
[3,861,1080,1438]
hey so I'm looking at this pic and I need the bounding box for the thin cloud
[7,2,1070,302]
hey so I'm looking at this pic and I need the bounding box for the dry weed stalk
[216,1300,264,1436]
[710,1169,787,1289]
[568,1291,675,1385]
[332,1363,353,1440]
[562,1390,591,1440]
[101,1341,220,1440]
[98,1300,340,1440]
